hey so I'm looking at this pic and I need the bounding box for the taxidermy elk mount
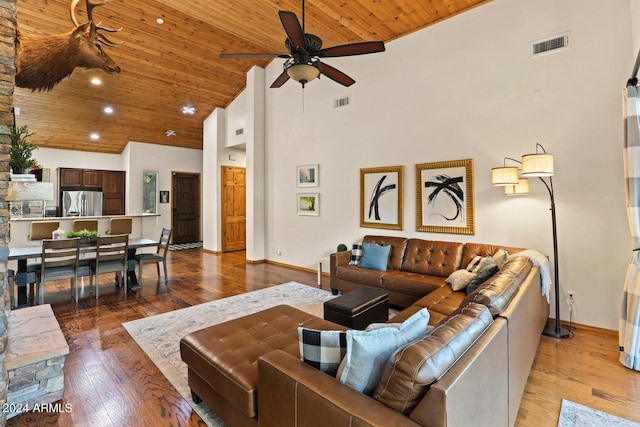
[15,0,122,92]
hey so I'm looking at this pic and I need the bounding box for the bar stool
[107,217,132,235]
[73,219,98,233]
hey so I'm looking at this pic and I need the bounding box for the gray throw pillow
[466,258,499,294]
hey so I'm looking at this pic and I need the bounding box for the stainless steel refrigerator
[61,190,103,217]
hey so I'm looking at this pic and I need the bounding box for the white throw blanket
[510,249,551,302]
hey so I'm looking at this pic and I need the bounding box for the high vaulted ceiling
[13,0,491,154]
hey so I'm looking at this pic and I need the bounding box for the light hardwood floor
[6,249,640,426]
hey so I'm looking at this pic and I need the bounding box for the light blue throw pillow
[338,308,430,395]
[358,243,391,271]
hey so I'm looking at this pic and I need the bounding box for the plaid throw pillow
[298,328,347,377]
[349,242,363,265]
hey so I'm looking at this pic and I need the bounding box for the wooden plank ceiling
[13,0,492,154]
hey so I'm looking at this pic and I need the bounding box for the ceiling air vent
[531,33,570,57]
[334,97,350,108]
[235,128,244,136]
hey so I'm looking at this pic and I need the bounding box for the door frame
[171,171,201,243]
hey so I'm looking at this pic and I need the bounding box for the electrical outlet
[568,292,575,302]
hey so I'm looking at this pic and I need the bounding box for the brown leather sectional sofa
[180,235,549,427]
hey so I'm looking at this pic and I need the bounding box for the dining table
[9,237,159,307]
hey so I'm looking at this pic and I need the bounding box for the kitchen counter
[8,214,162,248]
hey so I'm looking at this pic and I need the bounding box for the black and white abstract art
[416,159,475,235]
[360,166,404,230]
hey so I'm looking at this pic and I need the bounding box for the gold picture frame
[360,166,404,230]
[416,159,475,235]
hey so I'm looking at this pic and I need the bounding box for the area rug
[123,281,334,426]
[168,241,203,251]
[558,399,640,427]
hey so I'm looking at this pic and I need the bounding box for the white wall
[125,142,203,239]
[261,0,635,330]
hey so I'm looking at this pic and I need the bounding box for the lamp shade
[521,153,554,177]
[504,178,530,196]
[287,64,320,83]
[491,167,519,186]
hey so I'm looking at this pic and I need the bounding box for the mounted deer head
[15,0,122,92]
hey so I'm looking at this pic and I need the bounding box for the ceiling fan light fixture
[286,62,320,86]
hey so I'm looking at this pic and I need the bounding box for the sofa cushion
[362,235,409,271]
[462,256,533,316]
[460,243,523,272]
[465,258,499,294]
[349,241,363,265]
[335,265,386,288]
[382,271,447,297]
[400,239,464,278]
[298,328,347,377]
[359,243,392,271]
[446,269,476,291]
[373,303,493,414]
[337,308,430,395]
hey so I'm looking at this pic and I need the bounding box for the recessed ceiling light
[156,17,165,24]
[182,105,196,115]
[91,77,102,85]
[165,130,176,136]
[90,132,100,140]
[103,106,114,114]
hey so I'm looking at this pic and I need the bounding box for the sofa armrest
[330,251,351,276]
[258,350,419,427]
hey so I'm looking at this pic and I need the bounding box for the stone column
[0,1,17,425]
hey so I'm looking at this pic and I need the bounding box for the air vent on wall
[235,128,244,136]
[531,32,570,57]
[334,96,350,108]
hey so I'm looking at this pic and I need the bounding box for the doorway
[221,166,246,252]
[171,172,201,244]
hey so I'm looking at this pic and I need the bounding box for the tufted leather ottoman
[179,304,345,427]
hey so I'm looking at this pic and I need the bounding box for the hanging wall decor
[360,166,404,230]
[416,159,475,235]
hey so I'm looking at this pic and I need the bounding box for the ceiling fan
[220,0,385,88]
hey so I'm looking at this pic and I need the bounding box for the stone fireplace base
[5,304,69,419]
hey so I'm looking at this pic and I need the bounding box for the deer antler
[70,0,123,45]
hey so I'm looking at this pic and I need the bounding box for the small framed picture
[297,164,319,187]
[159,191,170,203]
[297,193,319,216]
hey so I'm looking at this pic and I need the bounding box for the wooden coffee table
[323,288,389,329]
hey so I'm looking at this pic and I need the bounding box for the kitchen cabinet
[82,169,103,188]
[59,168,82,188]
[102,170,126,215]
[58,168,126,215]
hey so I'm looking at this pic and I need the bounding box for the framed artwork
[416,159,475,235]
[297,193,319,216]
[159,191,170,203]
[360,166,404,230]
[297,164,319,187]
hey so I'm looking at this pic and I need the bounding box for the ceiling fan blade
[319,41,385,58]
[279,11,306,50]
[320,62,355,87]
[270,70,290,88]
[220,53,290,59]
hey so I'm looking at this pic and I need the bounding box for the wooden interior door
[221,166,246,252]
[171,172,200,244]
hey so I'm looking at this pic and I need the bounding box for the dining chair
[90,234,128,298]
[29,221,60,240]
[35,238,81,304]
[7,266,38,309]
[73,219,98,233]
[106,217,132,235]
[135,228,171,281]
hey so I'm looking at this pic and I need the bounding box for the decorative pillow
[491,248,509,269]
[465,258,499,295]
[348,241,363,265]
[465,255,487,273]
[298,328,347,377]
[337,308,430,395]
[358,243,391,271]
[446,269,476,291]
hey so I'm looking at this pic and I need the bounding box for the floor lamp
[491,143,570,339]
